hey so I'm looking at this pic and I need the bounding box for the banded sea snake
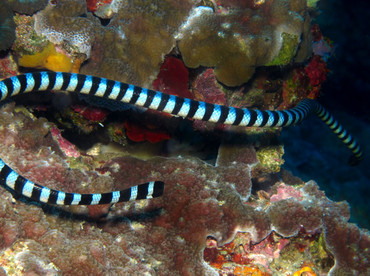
[0,71,364,206]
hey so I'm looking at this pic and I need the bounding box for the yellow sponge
[19,43,73,72]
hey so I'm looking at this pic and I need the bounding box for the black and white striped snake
[0,72,364,205]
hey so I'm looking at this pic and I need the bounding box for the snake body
[0,71,363,205]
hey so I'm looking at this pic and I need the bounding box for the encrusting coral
[0,103,368,275]
[34,0,95,59]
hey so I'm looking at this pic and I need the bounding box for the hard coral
[82,0,194,87]
[0,102,369,274]
[5,0,48,15]
[178,1,312,86]
[12,14,49,56]
[34,0,95,58]
[280,55,329,108]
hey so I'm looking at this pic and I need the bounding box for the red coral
[304,56,328,88]
[124,121,171,143]
[86,0,112,13]
[280,55,329,108]
[152,56,193,99]
[311,24,323,42]
[71,105,109,122]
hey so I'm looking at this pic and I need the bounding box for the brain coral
[178,0,312,86]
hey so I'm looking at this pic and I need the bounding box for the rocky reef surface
[0,0,369,275]
[0,103,368,275]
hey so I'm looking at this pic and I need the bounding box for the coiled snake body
[0,72,363,205]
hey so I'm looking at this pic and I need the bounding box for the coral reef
[18,42,76,72]
[0,102,368,275]
[1,0,368,275]
[0,54,18,79]
[9,0,316,92]
[12,14,48,56]
[124,120,171,144]
[152,56,193,99]
[5,0,48,15]
[178,1,312,86]
[34,0,95,59]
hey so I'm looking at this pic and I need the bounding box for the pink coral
[193,68,227,105]
[50,126,80,158]
[270,183,303,202]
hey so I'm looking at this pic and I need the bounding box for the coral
[18,42,75,72]
[307,0,320,9]
[50,126,80,158]
[34,0,95,59]
[106,122,127,146]
[152,56,193,99]
[178,1,312,86]
[0,102,368,275]
[280,55,329,108]
[192,68,227,106]
[2,1,369,275]
[0,54,18,78]
[255,145,285,175]
[0,2,16,51]
[71,105,109,123]
[124,120,171,144]
[267,32,301,66]
[87,0,123,19]
[276,25,332,106]
[87,0,113,13]
[5,0,48,15]
[22,0,313,88]
[83,0,194,87]
[12,14,49,56]
[270,183,303,202]
[190,68,229,132]
[304,56,329,88]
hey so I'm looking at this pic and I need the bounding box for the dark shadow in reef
[11,88,285,165]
